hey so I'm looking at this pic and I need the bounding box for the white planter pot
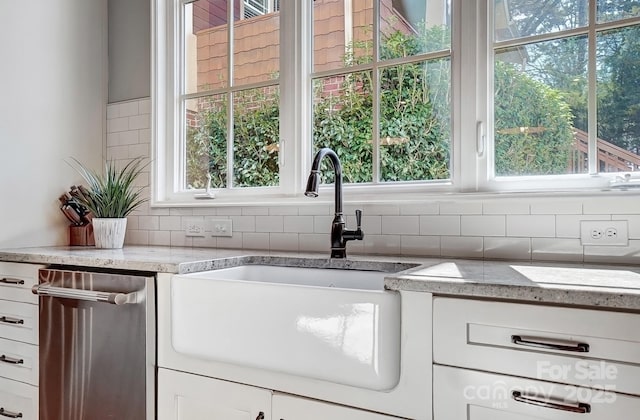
[92,218,127,249]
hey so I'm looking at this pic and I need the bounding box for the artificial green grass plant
[69,157,149,218]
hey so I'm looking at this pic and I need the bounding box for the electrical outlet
[185,218,207,237]
[209,218,233,237]
[580,220,628,246]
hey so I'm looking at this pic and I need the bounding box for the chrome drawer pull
[511,335,589,352]
[0,278,24,285]
[0,316,24,325]
[0,355,24,365]
[512,391,591,413]
[0,408,23,418]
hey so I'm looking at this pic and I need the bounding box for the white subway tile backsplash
[242,233,270,250]
[441,237,484,258]
[125,230,148,245]
[461,215,505,237]
[531,238,583,262]
[482,200,530,215]
[283,216,314,233]
[613,215,640,239]
[299,204,332,216]
[583,196,640,214]
[314,216,334,233]
[107,117,129,133]
[440,201,482,215]
[381,216,420,235]
[138,99,151,115]
[139,216,160,231]
[269,233,299,251]
[363,235,400,255]
[400,236,440,256]
[298,233,330,253]
[360,215,381,235]
[230,216,256,232]
[255,215,283,232]
[217,233,243,249]
[170,231,193,247]
[159,216,182,231]
[507,215,556,238]
[583,240,640,264]
[420,215,460,236]
[148,230,171,246]
[215,207,243,216]
[139,128,151,143]
[129,143,149,158]
[556,214,610,238]
[119,101,139,117]
[363,203,400,215]
[110,98,640,262]
[531,201,582,215]
[483,237,531,260]
[128,114,150,130]
[192,236,217,248]
[242,207,270,216]
[400,203,438,215]
[269,206,299,216]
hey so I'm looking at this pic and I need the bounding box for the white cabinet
[158,368,272,420]
[434,365,640,419]
[272,393,402,420]
[158,368,405,420]
[0,262,42,420]
[432,297,640,419]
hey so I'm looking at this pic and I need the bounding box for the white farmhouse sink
[170,260,416,391]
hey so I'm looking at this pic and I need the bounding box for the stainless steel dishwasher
[32,267,155,420]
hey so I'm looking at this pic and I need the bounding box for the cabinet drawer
[0,300,38,345]
[0,375,38,420]
[0,262,43,304]
[434,365,640,419]
[0,337,38,385]
[433,298,640,395]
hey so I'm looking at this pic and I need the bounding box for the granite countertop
[1,245,639,311]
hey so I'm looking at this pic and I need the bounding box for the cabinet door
[434,365,640,419]
[272,394,401,420]
[158,368,271,420]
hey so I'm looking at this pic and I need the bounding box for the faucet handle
[355,209,362,230]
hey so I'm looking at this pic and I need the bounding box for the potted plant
[69,157,148,248]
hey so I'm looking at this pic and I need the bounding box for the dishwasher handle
[32,282,140,305]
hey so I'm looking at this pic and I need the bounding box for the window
[486,0,640,189]
[152,1,640,205]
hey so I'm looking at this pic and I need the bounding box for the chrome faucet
[305,148,364,258]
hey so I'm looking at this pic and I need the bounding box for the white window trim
[151,0,638,209]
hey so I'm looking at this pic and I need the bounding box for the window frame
[151,0,640,208]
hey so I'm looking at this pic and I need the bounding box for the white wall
[0,0,107,247]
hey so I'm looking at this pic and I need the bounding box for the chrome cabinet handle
[0,316,24,325]
[511,335,589,353]
[512,391,591,413]
[0,278,24,285]
[0,407,23,418]
[0,355,24,365]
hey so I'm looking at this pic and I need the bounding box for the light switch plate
[210,218,233,237]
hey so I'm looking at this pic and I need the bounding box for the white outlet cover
[580,220,628,246]
[209,218,233,237]
[184,218,207,237]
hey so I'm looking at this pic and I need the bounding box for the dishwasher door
[33,268,155,420]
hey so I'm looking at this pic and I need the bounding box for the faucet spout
[305,148,363,258]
